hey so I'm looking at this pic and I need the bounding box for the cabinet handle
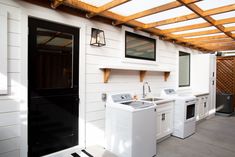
[162,113,165,121]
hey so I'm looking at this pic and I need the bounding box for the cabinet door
[199,97,205,119]
[196,98,200,121]
[203,96,209,117]
[161,111,173,136]
[156,113,162,139]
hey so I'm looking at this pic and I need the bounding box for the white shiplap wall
[0,1,21,157]
[0,0,203,156]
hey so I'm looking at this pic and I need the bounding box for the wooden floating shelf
[100,66,171,83]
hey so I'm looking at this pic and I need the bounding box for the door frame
[20,5,86,157]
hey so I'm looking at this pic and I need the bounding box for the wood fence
[216,56,235,107]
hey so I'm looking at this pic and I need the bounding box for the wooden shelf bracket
[140,71,147,82]
[164,72,170,81]
[103,69,111,83]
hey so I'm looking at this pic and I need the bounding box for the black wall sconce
[90,28,106,47]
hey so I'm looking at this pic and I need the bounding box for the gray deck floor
[158,115,235,157]
[86,115,235,157]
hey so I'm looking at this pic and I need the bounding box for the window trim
[0,10,8,94]
[179,51,191,87]
[125,31,156,61]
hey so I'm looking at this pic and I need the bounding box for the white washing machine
[161,89,197,139]
[105,93,157,157]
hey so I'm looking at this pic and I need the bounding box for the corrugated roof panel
[211,11,235,20]
[223,23,235,27]
[136,6,193,23]
[184,33,224,39]
[196,0,235,11]
[157,18,207,30]
[110,0,175,16]
[81,0,113,7]
[173,26,217,35]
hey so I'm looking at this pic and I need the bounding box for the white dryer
[161,89,197,138]
[105,93,157,157]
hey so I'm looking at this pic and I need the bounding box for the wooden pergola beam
[201,42,235,47]
[225,26,235,32]
[173,29,220,38]
[205,45,235,51]
[177,0,235,41]
[144,3,235,29]
[51,0,65,9]
[191,38,233,44]
[86,0,130,18]
[183,34,229,42]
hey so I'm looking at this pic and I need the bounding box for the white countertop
[193,92,209,97]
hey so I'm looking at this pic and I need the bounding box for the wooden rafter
[144,4,235,29]
[225,26,235,32]
[163,16,235,34]
[86,0,130,18]
[51,0,65,9]
[183,34,228,42]
[176,0,235,41]
[190,38,233,44]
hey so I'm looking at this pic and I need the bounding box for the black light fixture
[90,28,106,47]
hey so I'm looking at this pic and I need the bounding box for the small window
[179,51,190,87]
[125,31,156,61]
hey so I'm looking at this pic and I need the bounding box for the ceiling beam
[144,3,235,29]
[177,0,235,41]
[86,0,130,18]
[51,0,65,9]
[190,38,233,44]
[182,34,229,42]
[225,26,235,32]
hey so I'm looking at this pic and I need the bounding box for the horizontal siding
[0,150,19,157]
[0,138,19,154]
[0,2,21,157]
[0,125,20,140]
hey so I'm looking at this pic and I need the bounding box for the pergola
[29,0,235,52]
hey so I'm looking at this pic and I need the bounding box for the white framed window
[0,9,8,94]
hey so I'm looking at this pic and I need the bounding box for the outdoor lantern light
[90,28,106,47]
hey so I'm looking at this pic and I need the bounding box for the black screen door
[28,17,79,157]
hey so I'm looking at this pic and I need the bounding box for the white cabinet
[156,101,174,140]
[196,95,209,121]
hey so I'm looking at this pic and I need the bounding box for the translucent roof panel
[223,23,235,27]
[81,0,113,7]
[211,11,235,20]
[136,6,193,24]
[157,18,207,30]
[110,0,175,16]
[196,0,235,11]
[184,33,224,39]
[173,26,217,35]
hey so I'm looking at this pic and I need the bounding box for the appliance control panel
[164,89,176,95]
[112,94,132,103]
